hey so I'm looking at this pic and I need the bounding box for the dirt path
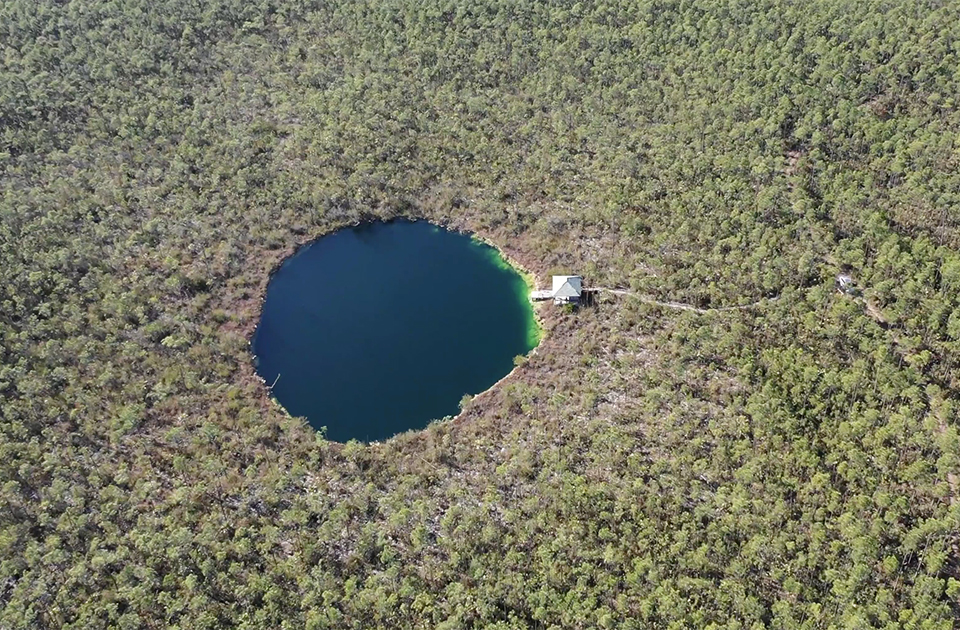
[856,294,959,504]
[863,298,887,326]
[596,288,778,314]
[609,281,960,504]
[601,279,959,503]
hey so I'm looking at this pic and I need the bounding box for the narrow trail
[601,281,959,503]
[856,293,960,505]
[596,288,778,314]
[862,296,889,328]
[597,278,959,503]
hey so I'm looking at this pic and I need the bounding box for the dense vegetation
[2,0,959,627]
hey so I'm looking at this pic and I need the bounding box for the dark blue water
[252,220,539,442]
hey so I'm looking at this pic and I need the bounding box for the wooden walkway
[595,287,779,314]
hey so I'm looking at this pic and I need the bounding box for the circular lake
[251,220,540,442]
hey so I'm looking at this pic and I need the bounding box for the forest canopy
[1,0,959,628]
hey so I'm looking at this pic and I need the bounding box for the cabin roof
[552,275,582,298]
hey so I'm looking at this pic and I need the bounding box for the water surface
[252,220,539,442]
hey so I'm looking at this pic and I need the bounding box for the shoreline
[445,229,548,427]
[462,230,547,343]
[246,215,548,445]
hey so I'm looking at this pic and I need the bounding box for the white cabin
[836,273,856,295]
[530,275,584,304]
[551,275,582,304]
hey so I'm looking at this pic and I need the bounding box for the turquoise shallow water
[251,220,539,442]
